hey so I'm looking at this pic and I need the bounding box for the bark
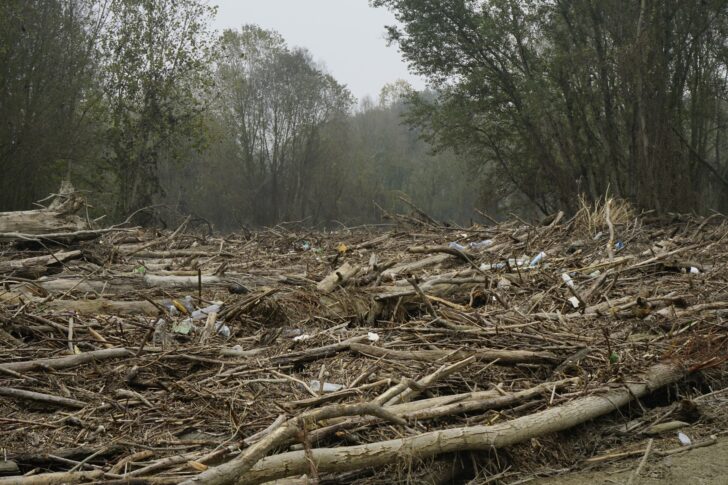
[348,343,559,365]
[0,470,104,485]
[0,348,133,373]
[187,363,683,484]
[0,250,82,277]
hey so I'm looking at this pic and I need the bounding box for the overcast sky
[211,0,426,102]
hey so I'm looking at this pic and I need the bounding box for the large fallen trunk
[0,182,89,239]
[0,250,82,278]
[184,363,685,485]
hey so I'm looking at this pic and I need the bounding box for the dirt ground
[535,436,728,485]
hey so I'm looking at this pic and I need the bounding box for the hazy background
[211,0,426,102]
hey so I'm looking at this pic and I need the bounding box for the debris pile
[1,200,727,484]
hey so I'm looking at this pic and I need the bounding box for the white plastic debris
[216,322,231,338]
[293,334,311,342]
[589,270,601,277]
[561,273,574,287]
[367,332,380,342]
[529,252,546,267]
[448,242,467,251]
[191,304,222,320]
[172,318,195,335]
[678,431,692,446]
[690,266,700,274]
[568,296,580,308]
[469,239,493,250]
[309,380,344,393]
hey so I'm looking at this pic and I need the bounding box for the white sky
[211,0,426,102]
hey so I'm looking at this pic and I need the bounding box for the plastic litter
[172,318,195,335]
[367,332,380,342]
[448,242,467,251]
[301,241,311,251]
[678,431,692,446]
[568,296,580,308]
[614,240,625,251]
[293,334,311,342]
[161,300,180,316]
[191,304,222,320]
[469,239,493,250]
[690,266,700,274]
[216,322,231,338]
[529,252,546,267]
[309,380,344,393]
[561,273,574,287]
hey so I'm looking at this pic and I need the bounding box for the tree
[98,0,216,219]
[0,0,104,210]
[373,0,728,214]
[214,26,353,224]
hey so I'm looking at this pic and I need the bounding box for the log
[201,363,683,484]
[43,299,159,316]
[348,343,559,365]
[0,348,133,373]
[0,470,104,485]
[0,250,82,277]
[0,182,89,240]
[32,274,270,294]
[316,263,360,294]
[0,387,87,409]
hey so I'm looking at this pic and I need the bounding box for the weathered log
[316,263,361,294]
[196,363,683,484]
[0,387,87,409]
[0,250,82,277]
[0,182,91,241]
[0,348,133,373]
[0,470,104,485]
[348,343,559,365]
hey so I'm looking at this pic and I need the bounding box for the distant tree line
[374,0,728,214]
[2,0,726,229]
[0,0,479,227]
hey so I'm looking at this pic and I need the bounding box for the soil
[535,436,728,485]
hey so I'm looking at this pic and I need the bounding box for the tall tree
[98,0,216,218]
[374,0,728,214]
[0,0,103,209]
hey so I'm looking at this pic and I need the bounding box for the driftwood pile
[1,201,727,484]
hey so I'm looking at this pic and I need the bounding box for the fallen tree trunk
[187,363,684,484]
[348,343,559,365]
[0,250,82,278]
[0,470,104,485]
[0,182,90,240]
[0,348,133,373]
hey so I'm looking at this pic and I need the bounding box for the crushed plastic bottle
[529,252,546,267]
[161,300,180,316]
[561,273,574,287]
[215,322,231,338]
[469,239,493,250]
[309,380,344,393]
[191,304,222,320]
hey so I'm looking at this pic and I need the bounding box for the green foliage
[97,0,217,219]
[374,0,728,214]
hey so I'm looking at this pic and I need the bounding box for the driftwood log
[184,363,684,485]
